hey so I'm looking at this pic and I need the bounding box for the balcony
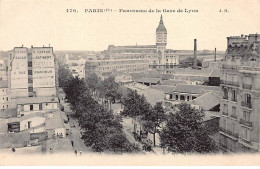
[231,114,237,120]
[221,80,239,87]
[231,97,237,102]
[223,95,228,100]
[219,127,239,139]
[239,119,253,128]
[238,137,259,151]
[242,84,252,90]
[222,112,228,116]
[241,101,252,109]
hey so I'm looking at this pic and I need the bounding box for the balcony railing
[241,101,252,109]
[231,114,237,119]
[222,112,228,116]
[239,119,253,128]
[223,95,228,100]
[239,137,252,145]
[219,127,239,138]
[221,80,239,87]
[231,97,237,102]
[242,84,252,90]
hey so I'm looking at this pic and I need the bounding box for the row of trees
[121,90,166,147]
[58,65,139,153]
[120,89,217,153]
[58,63,217,154]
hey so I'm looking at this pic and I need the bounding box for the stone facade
[219,34,260,152]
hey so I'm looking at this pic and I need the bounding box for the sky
[0,0,259,51]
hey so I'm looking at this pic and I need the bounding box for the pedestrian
[49,148,53,154]
[75,150,77,156]
[79,150,82,156]
[12,148,15,153]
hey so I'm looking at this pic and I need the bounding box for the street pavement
[64,103,96,156]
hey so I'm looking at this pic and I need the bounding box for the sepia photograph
[0,0,260,166]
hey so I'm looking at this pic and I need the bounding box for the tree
[142,102,166,147]
[58,63,73,89]
[63,77,88,115]
[85,73,102,99]
[160,103,217,153]
[121,90,151,132]
[101,76,121,104]
[78,99,123,152]
[107,133,140,153]
[179,57,202,68]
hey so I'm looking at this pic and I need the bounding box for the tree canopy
[160,103,217,153]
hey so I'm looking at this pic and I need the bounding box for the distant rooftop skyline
[0,0,259,51]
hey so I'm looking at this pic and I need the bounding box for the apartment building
[219,34,260,152]
[7,46,59,115]
[85,59,149,79]
[8,46,57,100]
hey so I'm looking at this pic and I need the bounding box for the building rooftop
[134,77,161,84]
[45,111,65,130]
[172,84,220,95]
[151,85,176,94]
[15,96,59,105]
[203,111,220,122]
[191,91,221,111]
[108,45,157,49]
[161,79,189,86]
[0,108,17,119]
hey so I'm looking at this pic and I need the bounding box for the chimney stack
[214,48,216,62]
[193,39,197,69]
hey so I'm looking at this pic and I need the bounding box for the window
[231,90,237,102]
[175,95,179,100]
[245,94,251,104]
[6,97,8,101]
[223,88,228,99]
[28,70,32,75]
[28,61,32,67]
[28,77,33,83]
[223,119,227,130]
[243,111,250,121]
[28,121,31,129]
[244,129,250,140]
[30,104,33,111]
[231,106,236,118]
[231,123,235,134]
[39,103,42,110]
[28,87,33,92]
[180,95,185,100]
[223,104,228,115]
[187,96,190,101]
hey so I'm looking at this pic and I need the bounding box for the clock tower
[156,15,167,65]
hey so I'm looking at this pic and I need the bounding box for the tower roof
[156,15,167,32]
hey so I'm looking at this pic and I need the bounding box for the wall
[54,128,66,138]
[20,116,46,131]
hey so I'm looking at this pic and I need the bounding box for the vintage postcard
[0,0,260,166]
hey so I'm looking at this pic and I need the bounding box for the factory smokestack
[193,39,197,69]
[214,48,217,62]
